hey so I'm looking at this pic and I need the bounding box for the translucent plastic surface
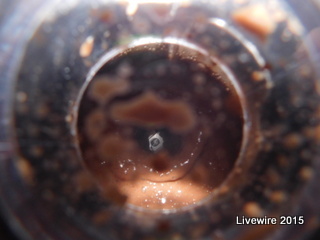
[1,0,320,239]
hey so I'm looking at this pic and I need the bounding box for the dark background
[0,213,319,240]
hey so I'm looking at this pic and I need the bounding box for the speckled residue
[77,42,243,211]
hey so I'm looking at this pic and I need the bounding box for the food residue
[232,4,276,40]
[110,91,196,133]
[88,76,129,104]
[80,35,94,58]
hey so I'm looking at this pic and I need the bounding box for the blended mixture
[77,43,243,210]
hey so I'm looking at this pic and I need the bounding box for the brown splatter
[146,4,172,25]
[30,145,44,157]
[192,73,206,86]
[299,167,314,181]
[88,76,129,104]
[244,202,263,217]
[85,109,106,141]
[233,4,276,40]
[92,210,113,225]
[16,158,34,184]
[277,155,289,168]
[97,134,135,161]
[65,114,73,123]
[171,233,183,240]
[269,190,287,203]
[189,163,210,185]
[36,103,50,118]
[157,220,171,232]
[80,36,94,58]
[72,170,96,193]
[91,9,115,23]
[110,91,196,133]
[282,133,303,149]
[190,225,209,239]
[266,168,281,185]
[225,92,243,118]
[264,62,273,71]
[150,152,170,172]
[132,16,152,34]
[238,224,276,240]
[103,184,128,206]
[219,185,229,195]
[313,125,320,142]
[251,71,264,82]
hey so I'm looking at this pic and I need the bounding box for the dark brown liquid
[77,43,243,210]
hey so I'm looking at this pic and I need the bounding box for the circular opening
[76,42,243,210]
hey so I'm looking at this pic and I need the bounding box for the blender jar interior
[0,0,320,239]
